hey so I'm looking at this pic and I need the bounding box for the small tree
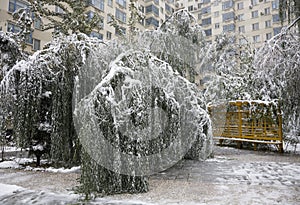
[203,33,256,104]
[28,0,102,36]
[137,9,206,83]
[253,18,300,149]
[0,32,24,161]
[10,7,33,51]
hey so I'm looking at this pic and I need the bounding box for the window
[89,0,105,11]
[237,2,243,10]
[116,9,126,23]
[165,3,172,13]
[239,38,247,45]
[252,11,258,18]
[33,19,41,29]
[272,0,279,9]
[252,23,259,30]
[251,0,258,6]
[273,27,281,35]
[222,1,234,10]
[7,22,33,44]
[115,26,126,35]
[264,7,270,15]
[8,0,28,13]
[33,39,40,51]
[139,18,144,26]
[203,0,211,4]
[265,20,271,28]
[188,5,193,11]
[87,11,103,28]
[106,31,112,40]
[214,11,219,17]
[107,14,113,23]
[202,6,211,14]
[222,12,234,22]
[87,11,95,20]
[90,31,103,40]
[215,23,220,29]
[198,13,201,20]
[108,0,113,7]
[223,23,235,32]
[266,33,272,40]
[213,0,219,6]
[198,3,201,9]
[238,25,245,33]
[204,29,212,36]
[272,14,280,22]
[237,14,244,21]
[116,0,126,7]
[146,17,159,28]
[202,17,211,26]
[253,35,260,43]
[55,6,65,14]
[32,14,42,29]
[146,5,159,16]
[7,22,21,33]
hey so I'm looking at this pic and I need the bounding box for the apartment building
[178,0,291,47]
[0,0,53,53]
[85,0,175,39]
[0,0,175,52]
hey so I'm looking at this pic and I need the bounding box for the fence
[208,100,283,153]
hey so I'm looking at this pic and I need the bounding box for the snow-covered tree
[28,0,102,36]
[10,6,33,51]
[76,49,212,196]
[202,33,256,105]
[136,9,207,83]
[1,33,106,166]
[279,0,300,33]
[0,32,25,160]
[76,10,213,197]
[254,17,300,149]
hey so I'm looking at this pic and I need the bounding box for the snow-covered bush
[76,49,212,195]
[135,9,207,83]
[1,9,213,196]
[0,33,108,166]
[0,32,25,157]
[203,33,256,104]
[254,18,300,149]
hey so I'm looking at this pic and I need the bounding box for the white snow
[42,91,52,98]
[1,146,22,153]
[0,183,24,197]
[23,166,81,173]
[44,166,80,173]
[0,161,20,169]
[32,144,44,151]
[1,146,300,204]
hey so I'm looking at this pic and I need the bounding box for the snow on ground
[1,146,22,153]
[0,183,24,197]
[0,160,20,169]
[24,165,81,173]
[0,146,300,204]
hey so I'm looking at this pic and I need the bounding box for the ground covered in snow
[0,145,300,204]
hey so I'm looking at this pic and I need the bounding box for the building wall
[0,0,175,52]
[0,0,53,53]
[178,0,290,47]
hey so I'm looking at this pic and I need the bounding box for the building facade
[178,0,291,47]
[0,0,53,52]
[0,0,175,52]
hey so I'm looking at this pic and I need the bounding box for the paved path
[1,146,300,204]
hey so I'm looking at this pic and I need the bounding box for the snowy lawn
[0,146,300,205]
